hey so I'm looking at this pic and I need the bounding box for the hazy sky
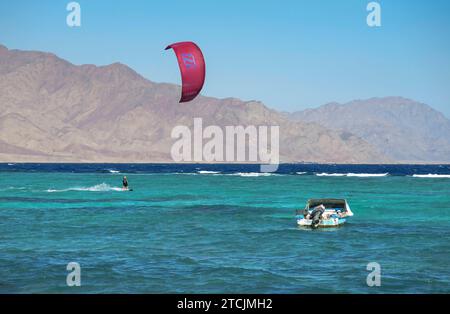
[1,0,449,115]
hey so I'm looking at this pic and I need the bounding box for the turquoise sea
[0,164,449,293]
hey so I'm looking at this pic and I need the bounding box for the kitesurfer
[122,176,129,190]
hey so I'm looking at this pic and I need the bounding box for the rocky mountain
[0,44,394,163]
[290,97,450,163]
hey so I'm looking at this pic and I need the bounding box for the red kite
[165,41,205,102]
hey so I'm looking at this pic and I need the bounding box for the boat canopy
[307,199,347,209]
[297,198,353,217]
[306,198,354,216]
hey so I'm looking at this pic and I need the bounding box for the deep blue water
[0,163,449,293]
[1,163,450,175]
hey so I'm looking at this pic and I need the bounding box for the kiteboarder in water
[122,176,129,190]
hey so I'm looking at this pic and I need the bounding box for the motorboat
[295,198,353,229]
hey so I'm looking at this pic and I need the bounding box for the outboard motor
[310,207,325,229]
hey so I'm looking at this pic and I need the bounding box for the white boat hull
[296,217,346,228]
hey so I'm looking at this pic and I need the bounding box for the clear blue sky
[1,0,449,115]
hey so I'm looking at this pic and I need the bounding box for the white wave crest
[108,170,120,173]
[412,174,450,178]
[296,172,307,175]
[316,173,388,177]
[0,186,26,192]
[346,173,388,177]
[46,183,124,192]
[232,172,274,177]
[197,171,220,174]
[316,173,346,177]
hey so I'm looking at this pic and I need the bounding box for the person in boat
[122,176,129,190]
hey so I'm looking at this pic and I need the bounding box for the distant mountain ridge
[290,97,450,163]
[0,44,447,163]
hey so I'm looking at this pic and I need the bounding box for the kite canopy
[165,41,205,103]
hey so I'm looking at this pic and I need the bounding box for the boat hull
[296,216,346,228]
